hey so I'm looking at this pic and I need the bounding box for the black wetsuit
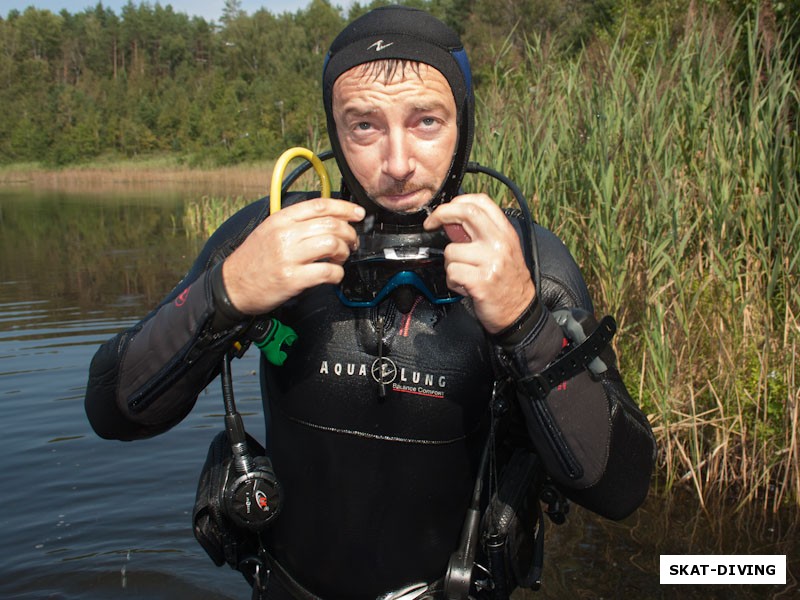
[85,193,655,599]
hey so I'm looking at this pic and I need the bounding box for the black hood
[322,5,474,229]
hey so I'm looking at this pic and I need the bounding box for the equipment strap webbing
[519,315,617,401]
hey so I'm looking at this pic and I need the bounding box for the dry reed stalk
[673,430,707,510]
[792,346,800,502]
[0,165,275,198]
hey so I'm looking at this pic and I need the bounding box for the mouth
[374,187,433,213]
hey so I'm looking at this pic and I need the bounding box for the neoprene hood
[322,5,474,227]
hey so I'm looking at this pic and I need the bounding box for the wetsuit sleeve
[84,199,269,441]
[495,221,656,520]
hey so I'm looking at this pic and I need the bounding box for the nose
[382,129,415,182]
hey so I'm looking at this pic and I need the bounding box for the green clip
[255,318,298,366]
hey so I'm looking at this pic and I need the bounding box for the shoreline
[0,163,277,197]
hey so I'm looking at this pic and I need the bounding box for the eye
[356,121,372,131]
[421,117,437,127]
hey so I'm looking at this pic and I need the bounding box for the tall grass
[183,195,251,238]
[468,8,799,510]
[182,154,341,236]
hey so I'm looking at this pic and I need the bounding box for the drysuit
[85,191,655,598]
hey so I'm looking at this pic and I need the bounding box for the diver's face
[332,62,458,214]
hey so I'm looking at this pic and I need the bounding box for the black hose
[466,162,541,293]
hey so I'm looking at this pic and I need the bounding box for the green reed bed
[468,11,799,511]
[182,154,343,236]
[183,195,251,238]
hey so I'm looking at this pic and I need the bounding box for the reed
[0,158,274,197]
[181,153,341,236]
[183,195,251,238]
[467,8,799,510]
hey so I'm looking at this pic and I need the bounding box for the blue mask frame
[337,270,462,308]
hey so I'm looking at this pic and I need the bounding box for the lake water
[0,188,796,600]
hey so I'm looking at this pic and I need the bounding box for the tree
[16,7,63,63]
[221,0,244,25]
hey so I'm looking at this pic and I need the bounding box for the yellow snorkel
[253,147,332,367]
[269,147,331,214]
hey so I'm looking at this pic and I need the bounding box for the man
[85,6,655,599]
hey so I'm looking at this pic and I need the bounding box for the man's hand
[222,198,365,315]
[424,194,535,334]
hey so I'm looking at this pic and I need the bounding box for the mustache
[373,180,437,197]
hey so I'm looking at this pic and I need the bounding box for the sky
[1,0,337,22]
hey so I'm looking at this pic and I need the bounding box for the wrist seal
[209,262,248,330]
[492,296,543,349]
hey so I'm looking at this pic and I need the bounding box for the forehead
[332,61,455,109]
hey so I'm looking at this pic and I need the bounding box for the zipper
[127,329,222,413]
[527,394,582,480]
[376,314,387,398]
[495,349,583,480]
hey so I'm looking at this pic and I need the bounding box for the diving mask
[337,227,461,308]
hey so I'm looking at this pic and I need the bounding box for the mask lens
[338,250,460,307]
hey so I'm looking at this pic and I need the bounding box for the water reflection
[0,188,249,600]
[525,491,798,599]
[0,188,796,599]
[0,189,203,315]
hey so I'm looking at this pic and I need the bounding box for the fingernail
[354,206,366,219]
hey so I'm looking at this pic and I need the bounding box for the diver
[84,6,656,599]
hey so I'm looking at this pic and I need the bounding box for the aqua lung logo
[368,39,394,52]
[318,360,446,397]
[371,357,397,385]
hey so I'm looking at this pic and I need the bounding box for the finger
[293,261,346,286]
[288,215,360,251]
[442,261,483,297]
[263,261,345,303]
[447,195,516,243]
[450,193,514,233]
[291,234,354,266]
[424,195,505,242]
[441,235,488,266]
[278,197,365,225]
